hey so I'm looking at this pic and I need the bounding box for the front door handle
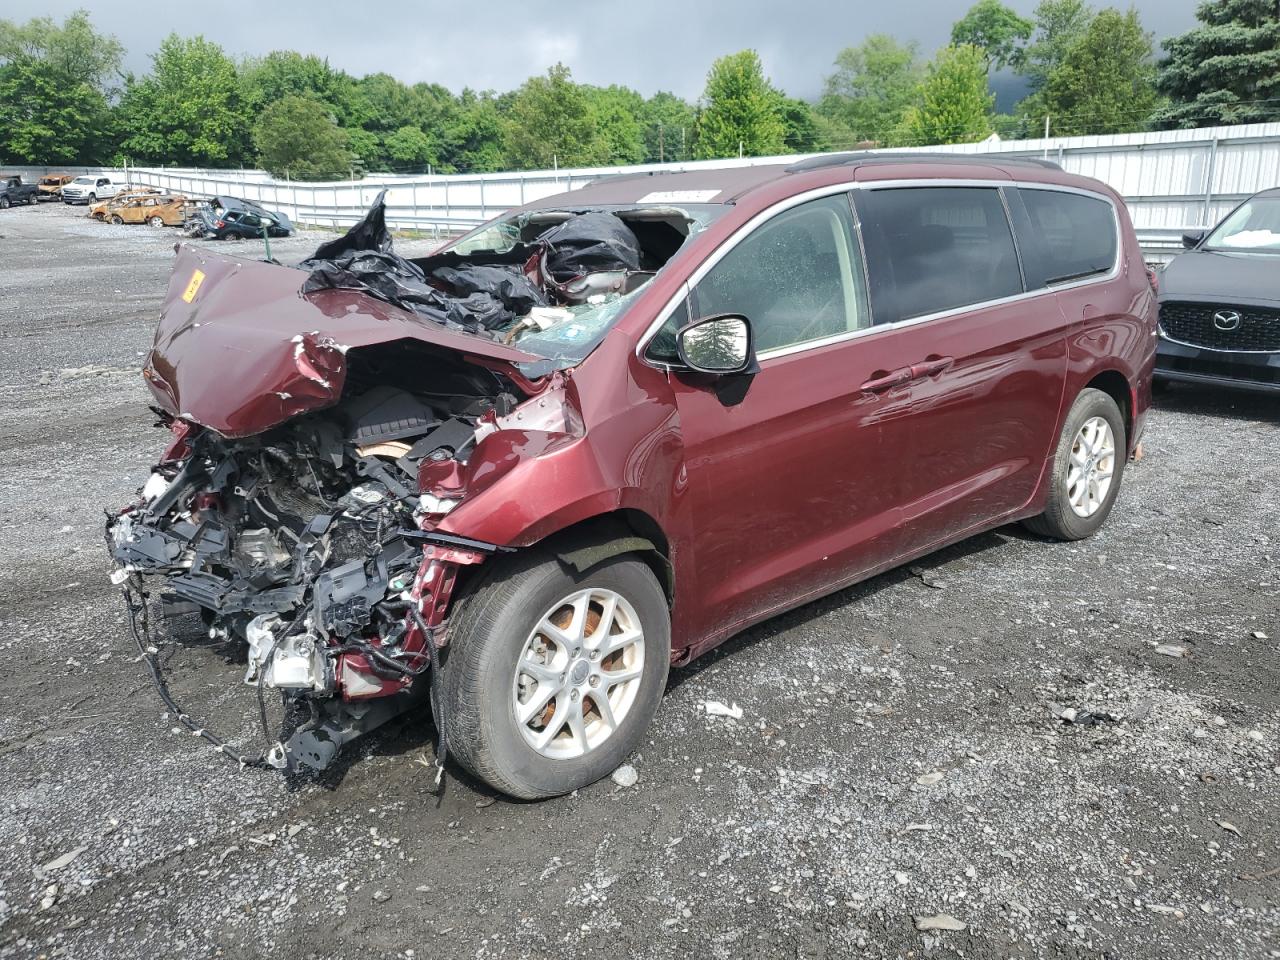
[860,367,913,393]
[910,356,954,379]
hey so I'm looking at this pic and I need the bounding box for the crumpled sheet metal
[144,244,537,439]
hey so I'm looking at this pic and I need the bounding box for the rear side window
[1019,188,1117,285]
[856,187,1023,324]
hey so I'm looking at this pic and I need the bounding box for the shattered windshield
[453,204,723,371]
[297,193,724,376]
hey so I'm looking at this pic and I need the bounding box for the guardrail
[287,204,485,239]
[92,121,1280,240]
[1137,226,1196,263]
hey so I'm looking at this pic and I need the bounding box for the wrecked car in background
[89,189,162,221]
[185,195,293,240]
[103,193,190,227]
[37,173,74,201]
[109,156,1154,799]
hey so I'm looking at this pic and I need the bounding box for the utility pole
[681,127,686,160]
[659,124,665,163]
[739,140,744,159]
[1043,115,1051,160]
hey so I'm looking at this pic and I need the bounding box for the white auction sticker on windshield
[637,189,721,203]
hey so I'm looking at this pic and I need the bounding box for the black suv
[1156,187,1280,394]
[186,195,294,240]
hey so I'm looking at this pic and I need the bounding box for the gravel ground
[0,200,1277,960]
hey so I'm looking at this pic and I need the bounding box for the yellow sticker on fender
[182,269,205,303]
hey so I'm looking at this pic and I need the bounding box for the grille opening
[1159,301,1280,353]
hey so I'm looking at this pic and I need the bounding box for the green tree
[441,89,506,172]
[253,94,351,180]
[639,91,696,162]
[240,51,351,116]
[384,124,436,168]
[1016,1,1095,129]
[0,10,122,163]
[1036,8,1157,135]
[898,44,994,145]
[118,35,248,165]
[695,50,786,159]
[583,84,646,165]
[951,0,1034,71]
[1154,0,1280,127]
[777,96,824,151]
[503,64,608,168]
[817,35,922,145]
[1020,0,1095,89]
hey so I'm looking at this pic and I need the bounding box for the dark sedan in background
[1156,187,1280,394]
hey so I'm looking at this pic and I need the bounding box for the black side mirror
[675,314,756,375]
[1182,230,1206,249]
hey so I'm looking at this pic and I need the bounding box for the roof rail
[785,151,1062,173]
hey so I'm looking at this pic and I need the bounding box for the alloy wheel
[1067,416,1116,518]
[512,588,646,760]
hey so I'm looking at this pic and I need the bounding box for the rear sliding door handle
[910,356,954,379]
[860,367,913,393]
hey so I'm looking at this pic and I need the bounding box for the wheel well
[535,510,674,606]
[1084,370,1133,444]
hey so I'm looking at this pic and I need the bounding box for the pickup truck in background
[0,176,41,208]
[60,174,123,205]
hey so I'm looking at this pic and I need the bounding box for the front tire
[1024,387,1127,540]
[441,549,670,800]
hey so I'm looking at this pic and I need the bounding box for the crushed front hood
[144,245,540,438]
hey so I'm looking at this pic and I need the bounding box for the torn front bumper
[106,412,507,775]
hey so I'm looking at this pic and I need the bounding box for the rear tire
[1024,387,1126,541]
[110,215,124,225]
[149,216,165,227]
[441,549,670,800]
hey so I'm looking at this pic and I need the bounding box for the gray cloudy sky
[9,0,1201,100]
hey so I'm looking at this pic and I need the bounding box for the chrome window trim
[637,177,1125,368]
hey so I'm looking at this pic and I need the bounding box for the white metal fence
[12,122,1280,256]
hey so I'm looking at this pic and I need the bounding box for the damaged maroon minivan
[108,154,1155,798]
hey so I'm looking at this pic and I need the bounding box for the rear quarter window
[1018,188,1118,285]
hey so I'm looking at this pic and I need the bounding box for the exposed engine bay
[110,351,519,773]
[106,191,681,776]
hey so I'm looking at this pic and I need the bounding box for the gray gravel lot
[0,200,1277,960]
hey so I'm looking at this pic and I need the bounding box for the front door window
[692,195,870,353]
